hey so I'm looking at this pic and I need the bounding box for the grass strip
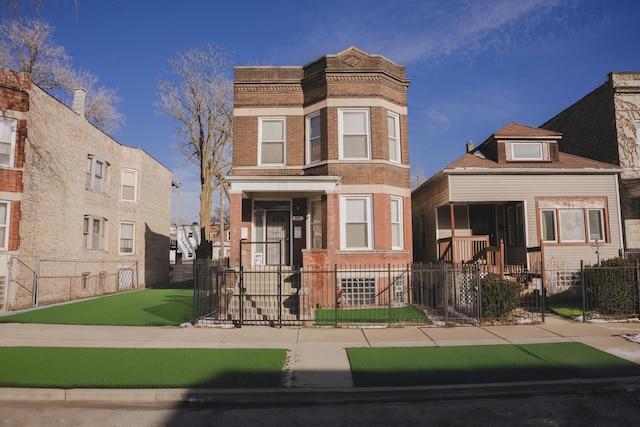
[314,305,429,325]
[0,289,193,326]
[347,342,640,387]
[0,347,286,388]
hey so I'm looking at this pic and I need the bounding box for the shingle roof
[444,151,619,171]
[492,122,562,139]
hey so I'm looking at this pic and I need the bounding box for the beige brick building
[228,47,413,269]
[0,68,172,310]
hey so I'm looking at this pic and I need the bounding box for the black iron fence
[193,262,546,327]
[546,259,640,321]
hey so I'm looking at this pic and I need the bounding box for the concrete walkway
[1,315,640,402]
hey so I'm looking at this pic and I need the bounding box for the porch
[437,235,543,278]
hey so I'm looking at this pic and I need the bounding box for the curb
[3,376,640,406]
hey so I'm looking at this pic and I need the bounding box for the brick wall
[6,83,172,309]
[229,48,413,268]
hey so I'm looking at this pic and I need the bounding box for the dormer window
[508,141,549,161]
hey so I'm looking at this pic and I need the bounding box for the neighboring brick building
[0,68,172,310]
[227,47,412,269]
[541,72,640,253]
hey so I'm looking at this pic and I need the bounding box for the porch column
[449,202,456,237]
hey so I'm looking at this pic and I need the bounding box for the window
[0,201,9,250]
[388,112,400,163]
[341,277,375,306]
[339,109,370,159]
[509,142,549,161]
[306,112,321,164]
[0,117,17,167]
[390,197,403,249]
[121,169,137,201]
[259,117,286,165]
[119,222,135,254]
[540,210,557,242]
[559,209,586,242]
[310,199,323,249]
[539,203,607,244]
[86,155,106,192]
[83,215,104,250]
[341,196,373,249]
[588,209,605,242]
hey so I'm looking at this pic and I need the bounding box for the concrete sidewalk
[0,314,640,402]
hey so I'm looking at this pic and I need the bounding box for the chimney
[72,88,86,116]
[466,140,475,153]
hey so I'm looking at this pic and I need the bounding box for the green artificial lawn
[548,301,591,319]
[0,289,193,326]
[314,305,429,325]
[347,342,640,387]
[0,347,287,388]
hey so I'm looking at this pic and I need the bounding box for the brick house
[227,47,412,270]
[411,122,623,293]
[0,68,172,310]
[541,72,640,254]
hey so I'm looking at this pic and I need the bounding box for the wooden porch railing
[438,236,505,276]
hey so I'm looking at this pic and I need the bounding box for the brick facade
[0,68,172,310]
[541,72,640,250]
[228,47,412,270]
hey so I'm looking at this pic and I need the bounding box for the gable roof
[492,122,562,139]
[444,151,620,171]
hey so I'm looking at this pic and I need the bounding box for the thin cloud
[295,0,577,65]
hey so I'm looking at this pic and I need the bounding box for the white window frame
[540,209,557,243]
[258,117,286,166]
[390,196,403,250]
[84,215,105,251]
[121,169,138,202]
[558,209,586,243]
[0,117,17,167]
[306,112,321,164]
[0,201,10,251]
[119,222,135,255]
[340,195,373,250]
[309,198,323,249]
[587,209,605,243]
[338,108,371,160]
[509,142,548,161]
[388,112,400,163]
[86,155,107,192]
[538,198,608,244]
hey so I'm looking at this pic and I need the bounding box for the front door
[265,210,290,265]
[469,204,497,246]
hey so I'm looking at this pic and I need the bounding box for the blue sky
[33,0,640,224]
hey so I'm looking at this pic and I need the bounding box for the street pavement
[1,314,640,404]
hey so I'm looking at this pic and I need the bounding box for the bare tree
[0,17,123,132]
[156,44,233,259]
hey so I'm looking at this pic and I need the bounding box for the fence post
[33,257,40,307]
[636,259,640,316]
[540,259,545,323]
[444,263,449,323]
[277,259,282,329]
[580,260,586,323]
[334,264,339,327]
[388,263,392,325]
[476,264,482,324]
